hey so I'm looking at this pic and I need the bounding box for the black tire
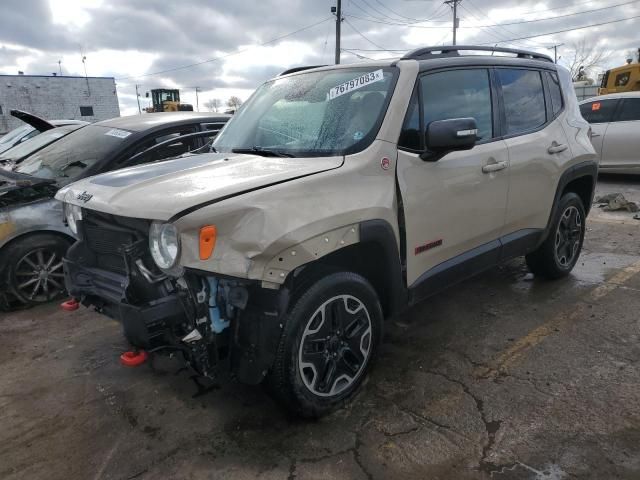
[526,192,586,279]
[2,233,71,306]
[267,271,383,418]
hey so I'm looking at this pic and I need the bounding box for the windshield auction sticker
[105,128,132,139]
[328,69,384,100]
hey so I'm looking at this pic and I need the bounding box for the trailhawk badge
[77,191,93,203]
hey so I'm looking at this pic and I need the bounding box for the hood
[10,109,56,132]
[56,152,343,220]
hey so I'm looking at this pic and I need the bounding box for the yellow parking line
[475,260,640,380]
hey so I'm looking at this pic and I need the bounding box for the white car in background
[0,110,88,154]
[579,92,640,174]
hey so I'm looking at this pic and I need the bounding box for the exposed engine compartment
[64,209,287,384]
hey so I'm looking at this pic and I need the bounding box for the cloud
[0,0,638,116]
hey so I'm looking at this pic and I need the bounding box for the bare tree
[203,98,221,112]
[226,96,243,109]
[561,40,611,82]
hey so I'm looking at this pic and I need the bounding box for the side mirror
[420,117,478,161]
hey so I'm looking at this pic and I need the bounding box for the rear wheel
[3,233,71,306]
[268,271,383,418]
[526,192,586,279]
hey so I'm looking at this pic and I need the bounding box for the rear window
[579,99,618,123]
[15,124,132,185]
[497,69,546,135]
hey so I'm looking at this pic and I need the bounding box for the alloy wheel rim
[555,205,582,268]
[298,294,372,397]
[14,248,65,303]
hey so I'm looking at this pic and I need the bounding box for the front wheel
[526,192,586,279]
[268,271,383,418]
[3,233,71,306]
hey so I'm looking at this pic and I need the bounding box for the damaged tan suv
[58,46,597,417]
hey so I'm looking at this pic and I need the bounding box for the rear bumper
[64,257,186,349]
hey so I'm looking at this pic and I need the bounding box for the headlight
[149,221,180,269]
[64,202,83,235]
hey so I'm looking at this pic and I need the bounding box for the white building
[0,74,120,134]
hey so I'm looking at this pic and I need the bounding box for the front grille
[81,212,149,275]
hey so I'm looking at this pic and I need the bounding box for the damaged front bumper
[63,216,287,384]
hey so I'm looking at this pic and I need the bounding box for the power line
[367,0,444,23]
[358,0,407,22]
[344,12,451,27]
[462,0,546,50]
[344,17,388,50]
[343,10,640,52]
[116,17,333,81]
[347,0,449,24]
[477,13,640,44]
[344,0,640,29]
[517,0,624,17]
[467,0,640,28]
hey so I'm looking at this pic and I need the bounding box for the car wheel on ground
[526,192,586,279]
[3,233,71,305]
[268,271,383,418]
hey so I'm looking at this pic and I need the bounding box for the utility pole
[332,1,342,64]
[444,0,461,45]
[195,87,201,112]
[58,60,62,76]
[548,44,564,64]
[135,84,142,114]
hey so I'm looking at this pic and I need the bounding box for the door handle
[482,161,507,173]
[547,143,568,154]
[590,133,601,138]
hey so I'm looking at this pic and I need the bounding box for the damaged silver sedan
[0,113,229,308]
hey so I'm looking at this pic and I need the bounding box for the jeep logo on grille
[77,191,93,203]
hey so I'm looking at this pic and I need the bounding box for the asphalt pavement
[1,175,639,480]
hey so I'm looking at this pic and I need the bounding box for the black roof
[94,112,231,133]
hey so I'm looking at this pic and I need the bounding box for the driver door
[396,68,509,289]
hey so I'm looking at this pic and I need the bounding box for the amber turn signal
[199,225,217,260]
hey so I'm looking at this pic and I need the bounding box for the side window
[497,69,546,135]
[398,89,421,150]
[420,69,493,142]
[615,98,640,122]
[579,99,618,123]
[546,71,564,117]
[126,126,199,166]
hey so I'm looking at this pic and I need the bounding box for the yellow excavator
[599,49,640,95]
[145,89,194,113]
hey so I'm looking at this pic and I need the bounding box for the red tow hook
[60,298,80,311]
[120,350,148,367]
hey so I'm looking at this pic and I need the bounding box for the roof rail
[279,65,327,76]
[401,45,553,63]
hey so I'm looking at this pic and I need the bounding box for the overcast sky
[0,0,638,115]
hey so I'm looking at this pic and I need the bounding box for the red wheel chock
[120,350,148,367]
[60,299,80,311]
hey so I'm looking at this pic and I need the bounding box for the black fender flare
[540,160,598,245]
[359,219,407,316]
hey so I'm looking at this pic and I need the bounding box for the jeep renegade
[58,46,597,417]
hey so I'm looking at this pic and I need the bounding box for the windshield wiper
[231,146,293,157]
